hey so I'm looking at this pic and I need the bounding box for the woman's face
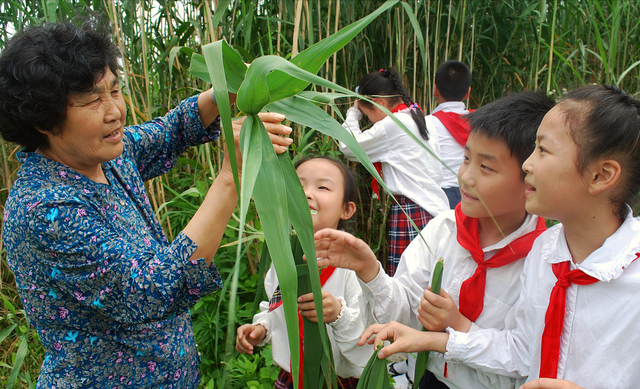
[41,68,126,177]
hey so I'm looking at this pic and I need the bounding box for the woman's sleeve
[338,107,389,162]
[27,197,223,325]
[124,95,221,181]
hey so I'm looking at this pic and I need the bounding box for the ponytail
[358,68,429,141]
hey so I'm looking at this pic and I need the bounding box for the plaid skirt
[275,369,359,389]
[387,195,434,276]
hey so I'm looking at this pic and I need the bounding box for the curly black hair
[0,17,120,150]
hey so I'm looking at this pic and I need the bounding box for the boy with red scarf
[314,92,555,389]
[427,60,473,209]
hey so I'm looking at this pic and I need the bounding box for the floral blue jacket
[3,96,224,388]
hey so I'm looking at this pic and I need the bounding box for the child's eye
[480,164,494,172]
[463,155,470,162]
[318,186,329,190]
[538,146,547,154]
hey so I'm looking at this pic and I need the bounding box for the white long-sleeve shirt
[426,101,471,189]
[339,107,449,218]
[359,210,541,389]
[445,213,640,388]
[253,265,373,378]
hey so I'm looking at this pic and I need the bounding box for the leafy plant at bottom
[356,343,391,389]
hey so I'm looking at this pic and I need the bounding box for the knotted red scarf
[432,110,473,146]
[371,103,409,196]
[538,261,599,378]
[455,203,547,321]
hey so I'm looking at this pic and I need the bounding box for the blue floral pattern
[3,96,224,388]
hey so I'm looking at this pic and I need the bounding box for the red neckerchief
[269,267,337,389]
[538,261,599,378]
[432,109,474,146]
[455,203,546,321]
[371,103,409,196]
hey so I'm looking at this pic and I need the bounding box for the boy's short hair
[435,60,472,101]
[465,91,556,167]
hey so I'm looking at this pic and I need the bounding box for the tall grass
[1,1,639,387]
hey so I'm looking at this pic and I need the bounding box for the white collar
[482,213,539,253]
[432,101,467,114]
[541,211,640,282]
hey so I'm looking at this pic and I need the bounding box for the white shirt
[445,213,640,388]
[426,101,471,189]
[253,265,373,378]
[339,107,449,217]
[359,210,542,389]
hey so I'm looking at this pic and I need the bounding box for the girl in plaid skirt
[339,68,449,276]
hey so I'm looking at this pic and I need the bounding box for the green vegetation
[1,0,639,388]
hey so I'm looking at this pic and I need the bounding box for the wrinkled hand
[314,228,379,282]
[235,324,267,355]
[298,291,341,323]
[222,112,293,176]
[358,322,449,359]
[520,379,586,389]
[418,287,472,332]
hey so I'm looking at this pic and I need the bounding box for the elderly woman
[0,19,291,388]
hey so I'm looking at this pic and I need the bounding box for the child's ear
[587,159,622,196]
[341,201,357,220]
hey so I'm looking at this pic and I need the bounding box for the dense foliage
[1,0,638,388]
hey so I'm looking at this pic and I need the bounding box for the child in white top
[339,68,449,276]
[315,92,555,389]
[427,60,473,209]
[360,85,640,389]
[236,157,372,388]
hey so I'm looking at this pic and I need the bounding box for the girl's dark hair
[358,68,429,141]
[0,17,120,150]
[295,156,357,230]
[560,84,640,218]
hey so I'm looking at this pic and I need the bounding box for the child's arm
[315,225,441,329]
[520,379,586,389]
[339,106,391,163]
[358,321,450,357]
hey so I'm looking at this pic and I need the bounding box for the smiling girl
[236,157,372,389]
